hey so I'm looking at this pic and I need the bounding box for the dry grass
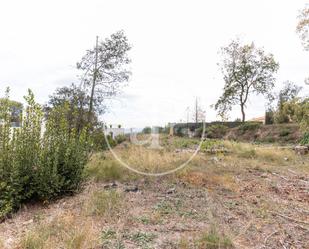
[84,153,125,182]
[195,228,234,249]
[179,171,238,192]
[1,136,308,249]
[83,189,124,217]
[19,212,98,249]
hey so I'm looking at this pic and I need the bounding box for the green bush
[91,130,126,151]
[91,129,115,151]
[0,89,89,219]
[200,139,224,151]
[206,124,228,138]
[114,134,127,144]
[142,127,151,134]
[238,122,261,134]
[279,129,290,137]
[300,132,309,145]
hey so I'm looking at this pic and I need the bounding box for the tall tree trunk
[241,103,246,122]
[87,36,99,130]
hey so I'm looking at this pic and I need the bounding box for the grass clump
[20,214,97,249]
[84,156,124,182]
[300,132,309,145]
[125,231,156,247]
[172,137,199,149]
[85,190,123,217]
[196,228,233,249]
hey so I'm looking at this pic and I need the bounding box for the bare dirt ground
[1,138,309,249]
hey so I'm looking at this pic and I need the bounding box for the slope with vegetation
[0,135,308,248]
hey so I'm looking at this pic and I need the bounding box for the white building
[105,125,125,139]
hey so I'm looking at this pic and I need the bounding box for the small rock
[284,157,289,161]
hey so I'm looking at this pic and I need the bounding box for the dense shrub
[142,127,151,134]
[114,134,127,144]
[0,89,89,219]
[205,124,228,138]
[238,122,261,134]
[279,129,290,137]
[91,128,114,150]
[91,129,126,151]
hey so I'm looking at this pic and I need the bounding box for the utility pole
[195,97,198,124]
[88,36,99,128]
[186,106,190,136]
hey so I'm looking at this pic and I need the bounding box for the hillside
[225,123,302,144]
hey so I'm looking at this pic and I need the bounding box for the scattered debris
[124,185,139,192]
[166,187,176,194]
[294,145,309,155]
[103,182,118,189]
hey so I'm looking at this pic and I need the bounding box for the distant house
[105,124,125,139]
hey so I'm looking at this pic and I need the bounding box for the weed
[300,132,309,145]
[101,229,117,240]
[200,139,225,151]
[172,137,199,149]
[153,200,173,215]
[238,148,256,159]
[85,190,123,217]
[179,237,190,249]
[125,231,156,247]
[84,157,123,182]
[136,215,151,225]
[196,228,233,249]
[65,230,88,249]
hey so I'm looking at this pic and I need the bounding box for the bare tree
[192,97,205,123]
[77,31,131,128]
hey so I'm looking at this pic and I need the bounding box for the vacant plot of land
[1,137,308,249]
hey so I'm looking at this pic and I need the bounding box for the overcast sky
[0,0,308,128]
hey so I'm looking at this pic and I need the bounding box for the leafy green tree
[297,5,309,86]
[142,127,152,134]
[297,4,309,51]
[282,97,309,131]
[215,40,279,122]
[274,81,302,123]
[45,83,99,133]
[0,97,23,125]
